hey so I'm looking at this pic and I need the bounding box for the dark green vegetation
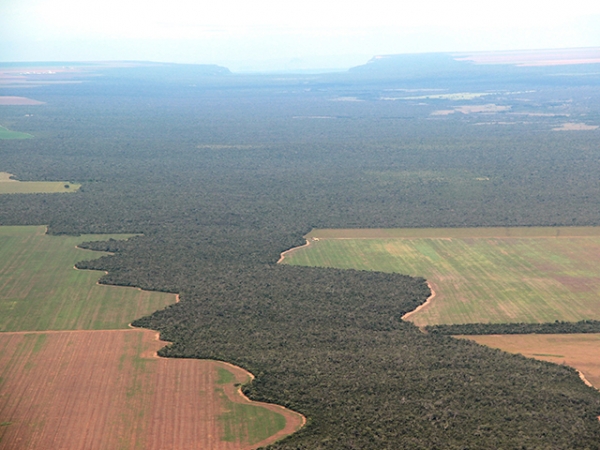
[1,55,600,448]
[427,320,600,335]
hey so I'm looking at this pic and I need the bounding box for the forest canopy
[1,59,600,448]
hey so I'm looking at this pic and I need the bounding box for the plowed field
[458,334,600,390]
[0,330,302,450]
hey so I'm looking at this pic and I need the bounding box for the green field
[217,376,286,445]
[0,226,175,331]
[215,366,288,445]
[0,172,80,194]
[216,367,236,384]
[0,126,33,140]
[284,227,600,326]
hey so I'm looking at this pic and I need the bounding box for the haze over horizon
[1,0,600,72]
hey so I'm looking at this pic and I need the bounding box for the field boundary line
[222,367,307,450]
[278,238,438,326]
[0,328,144,335]
[312,235,600,240]
[307,226,600,240]
[128,326,308,448]
[578,370,597,390]
[278,239,312,264]
[402,281,436,322]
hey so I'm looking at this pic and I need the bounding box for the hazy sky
[1,0,599,71]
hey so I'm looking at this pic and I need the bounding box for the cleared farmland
[0,225,304,449]
[0,97,44,106]
[0,126,32,140]
[0,172,80,194]
[0,330,300,450]
[283,227,600,326]
[458,334,600,390]
[0,225,171,331]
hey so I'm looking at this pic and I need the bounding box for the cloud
[1,0,599,66]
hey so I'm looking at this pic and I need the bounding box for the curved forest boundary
[0,330,301,450]
[457,334,600,390]
[283,227,600,390]
[286,226,600,326]
[0,172,79,194]
[0,226,304,449]
[0,225,167,331]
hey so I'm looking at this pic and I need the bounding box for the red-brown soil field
[458,334,600,390]
[0,329,304,450]
[0,97,45,106]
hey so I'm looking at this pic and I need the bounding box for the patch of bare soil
[455,104,511,114]
[0,172,17,182]
[402,281,436,322]
[0,329,304,450]
[0,96,45,105]
[431,104,511,116]
[458,333,600,390]
[553,122,598,131]
[277,239,313,263]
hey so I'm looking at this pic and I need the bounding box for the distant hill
[0,61,232,88]
[347,52,510,82]
[349,53,468,76]
[114,61,232,77]
[347,48,600,83]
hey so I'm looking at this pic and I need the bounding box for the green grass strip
[217,388,286,445]
[0,126,33,140]
[216,367,236,384]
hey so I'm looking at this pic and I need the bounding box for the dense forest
[2,56,600,448]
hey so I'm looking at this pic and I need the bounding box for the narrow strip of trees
[426,320,600,335]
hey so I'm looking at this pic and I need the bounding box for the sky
[1,0,600,72]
